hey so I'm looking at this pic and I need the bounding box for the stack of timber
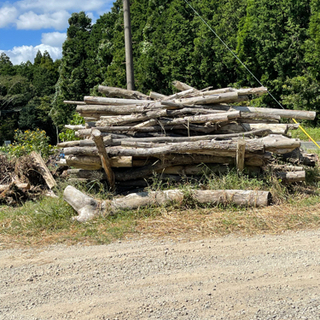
[59,81,317,190]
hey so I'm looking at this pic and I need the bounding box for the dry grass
[1,195,320,249]
[133,203,320,241]
[1,169,320,249]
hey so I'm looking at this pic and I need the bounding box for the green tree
[0,53,15,76]
[52,12,92,129]
[236,0,311,107]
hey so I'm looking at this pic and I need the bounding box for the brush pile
[0,153,56,205]
[59,81,317,191]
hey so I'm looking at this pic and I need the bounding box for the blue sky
[0,0,115,65]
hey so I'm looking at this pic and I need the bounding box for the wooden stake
[92,129,115,190]
[236,139,246,172]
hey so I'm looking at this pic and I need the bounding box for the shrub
[0,128,54,159]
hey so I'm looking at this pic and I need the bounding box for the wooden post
[123,0,135,90]
[236,139,246,172]
[92,129,115,190]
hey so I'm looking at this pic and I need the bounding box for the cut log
[149,92,168,100]
[76,104,151,115]
[212,105,316,121]
[163,88,198,101]
[175,92,240,106]
[276,171,305,183]
[30,152,57,189]
[92,129,115,190]
[63,185,107,222]
[63,186,271,222]
[96,109,168,126]
[259,135,301,154]
[84,96,150,105]
[98,85,149,100]
[63,185,183,222]
[172,81,196,91]
[160,111,240,125]
[64,139,265,158]
[192,190,271,207]
[65,125,86,130]
[64,155,133,169]
[266,165,304,172]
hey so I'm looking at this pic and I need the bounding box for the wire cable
[183,0,320,149]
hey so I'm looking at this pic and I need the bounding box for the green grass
[1,169,320,249]
[291,126,320,141]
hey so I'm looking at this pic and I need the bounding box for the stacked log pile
[59,81,317,190]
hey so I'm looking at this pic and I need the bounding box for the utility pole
[123,0,135,90]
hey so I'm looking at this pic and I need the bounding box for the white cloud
[16,10,70,30]
[41,32,66,47]
[0,6,18,28]
[16,0,112,13]
[1,44,62,65]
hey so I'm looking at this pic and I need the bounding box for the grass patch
[1,170,320,249]
[291,126,320,141]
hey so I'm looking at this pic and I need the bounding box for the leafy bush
[58,113,85,142]
[0,128,54,159]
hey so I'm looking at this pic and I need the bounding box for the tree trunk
[63,186,271,222]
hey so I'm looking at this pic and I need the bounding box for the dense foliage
[1,0,320,146]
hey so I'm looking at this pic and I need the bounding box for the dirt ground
[1,230,320,320]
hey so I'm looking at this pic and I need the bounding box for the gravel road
[1,230,320,320]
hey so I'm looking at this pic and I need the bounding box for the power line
[183,0,320,149]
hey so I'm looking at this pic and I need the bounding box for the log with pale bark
[98,85,150,100]
[63,185,272,222]
[212,105,316,121]
[30,152,56,189]
[58,81,318,187]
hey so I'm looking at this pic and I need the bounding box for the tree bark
[84,96,150,105]
[276,171,305,182]
[175,92,239,106]
[30,152,56,189]
[98,85,149,100]
[192,189,271,207]
[172,81,196,91]
[236,140,246,171]
[63,186,271,222]
[76,104,151,115]
[212,105,316,120]
[149,92,168,100]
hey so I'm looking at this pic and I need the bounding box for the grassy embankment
[1,164,320,249]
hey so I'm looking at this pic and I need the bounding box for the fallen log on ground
[63,186,272,222]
